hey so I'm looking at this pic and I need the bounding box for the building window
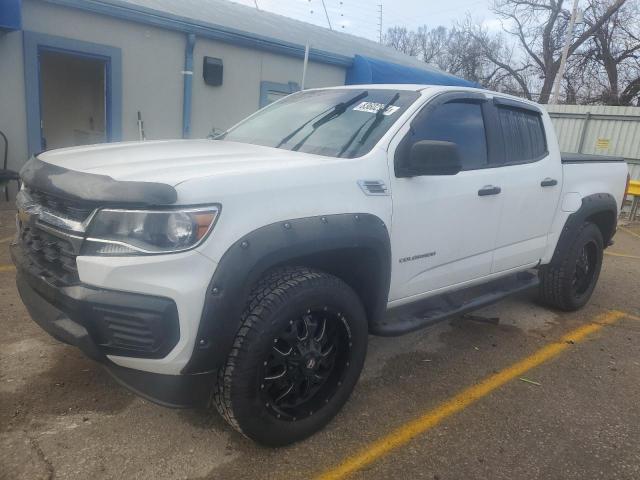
[259,81,300,108]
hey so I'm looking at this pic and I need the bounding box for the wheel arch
[550,193,617,266]
[585,209,616,247]
[182,213,391,374]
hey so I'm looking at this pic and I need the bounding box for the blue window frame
[259,81,299,108]
[23,31,122,155]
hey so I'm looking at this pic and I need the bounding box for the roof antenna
[253,0,259,10]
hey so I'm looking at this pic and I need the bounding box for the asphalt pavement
[1,205,639,480]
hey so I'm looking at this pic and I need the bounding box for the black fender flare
[182,213,391,374]
[550,193,617,266]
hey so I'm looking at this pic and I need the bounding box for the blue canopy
[345,55,479,88]
[0,0,22,32]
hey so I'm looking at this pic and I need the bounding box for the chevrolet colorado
[12,85,629,446]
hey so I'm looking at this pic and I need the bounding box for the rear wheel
[538,222,603,311]
[213,266,368,446]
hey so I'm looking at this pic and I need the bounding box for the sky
[229,0,500,43]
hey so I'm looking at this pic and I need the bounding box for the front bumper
[12,243,214,408]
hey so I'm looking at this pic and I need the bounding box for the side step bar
[372,271,539,336]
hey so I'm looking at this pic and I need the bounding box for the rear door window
[496,106,547,163]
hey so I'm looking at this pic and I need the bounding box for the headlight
[82,206,219,256]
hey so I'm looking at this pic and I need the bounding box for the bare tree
[581,0,640,104]
[415,26,449,66]
[463,18,537,98]
[383,27,420,57]
[487,0,627,103]
[384,0,638,104]
[383,24,510,88]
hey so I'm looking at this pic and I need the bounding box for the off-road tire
[538,222,604,311]
[213,266,368,446]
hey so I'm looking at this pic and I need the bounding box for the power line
[232,0,386,41]
[239,0,482,38]
[377,0,486,29]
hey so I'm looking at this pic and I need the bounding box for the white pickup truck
[12,85,630,446]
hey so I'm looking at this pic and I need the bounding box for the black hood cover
[20,156,177,206]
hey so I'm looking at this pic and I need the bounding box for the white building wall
[0,0,346,177]
[0,29,28,173]
[21,0,185,141]
[188,38,345,138]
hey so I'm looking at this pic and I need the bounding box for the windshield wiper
[275,106,333,148]
[337,92,400,157]
[312,90,369,130]
[275,91,368,149]
[286,91,369,152]
[358,93,400,145]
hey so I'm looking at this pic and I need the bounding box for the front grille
[19,225,80,286]
[26,187,94,222]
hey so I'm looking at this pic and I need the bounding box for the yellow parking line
[0,264,16,273]
[605,251,640,260]
[620,226,640,240]
[315,310,630,480]
[0,235,15,243]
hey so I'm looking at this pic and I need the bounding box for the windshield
[219,89,420,158]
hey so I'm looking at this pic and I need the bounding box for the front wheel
[213,267,368,446]
[538,222,604,311]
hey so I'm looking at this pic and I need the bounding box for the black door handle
[541,178,558,187]
[478,185,501,196]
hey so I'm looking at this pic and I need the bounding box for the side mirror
[406,140,462,176]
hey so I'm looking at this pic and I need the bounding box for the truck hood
[37,139,332,185]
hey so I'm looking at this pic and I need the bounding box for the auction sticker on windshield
[353,102,400,115]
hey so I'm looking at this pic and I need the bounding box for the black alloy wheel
[261,307,351,421]
[214,267,368,446]
[573,239,598,297]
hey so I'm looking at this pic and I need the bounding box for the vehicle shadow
[1,343,135,432]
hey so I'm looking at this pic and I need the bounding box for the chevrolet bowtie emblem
[16,193,40,225]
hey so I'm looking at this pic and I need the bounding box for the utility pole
[550,0,579,104]
[378,3,383,43]
[301,42,310,90]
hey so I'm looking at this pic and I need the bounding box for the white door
[491,103,563,272]
[388,96,503,303]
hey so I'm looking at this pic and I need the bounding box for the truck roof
[310,84,434,92]
[310,84,545,110]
